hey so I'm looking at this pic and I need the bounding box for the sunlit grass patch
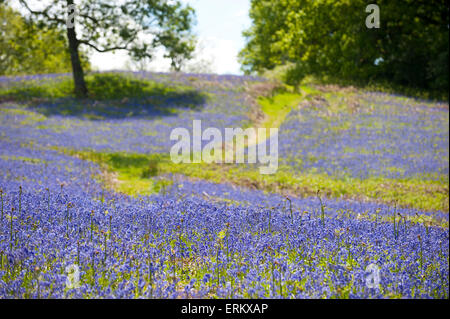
[66,150,172,196]
[35,124,70,133]
[257,92,303,130]
[0,105,47,125]
[0,155,48,165]
[65,149,449,216]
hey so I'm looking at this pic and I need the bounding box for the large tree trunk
[66,0,87,98]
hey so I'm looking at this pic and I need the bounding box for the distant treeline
[239,0,449,100]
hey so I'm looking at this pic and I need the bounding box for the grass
[0,73,208,118]
[257,92,303,130]
[256,83,361,134]
[0,155,47,165]
[64,149,448,216]
[70,151,172,196]
[294,74,449,102]
[0,73,156,100]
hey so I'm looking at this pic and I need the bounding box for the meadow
[0,72,448,298]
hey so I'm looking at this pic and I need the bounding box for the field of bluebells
[0,72,448,299]
[278,92,449,180]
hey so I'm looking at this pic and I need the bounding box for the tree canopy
[239,0,449,97]
[14,0,196,97]
[0,4,89,76]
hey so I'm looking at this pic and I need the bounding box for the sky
[90,0,252,75]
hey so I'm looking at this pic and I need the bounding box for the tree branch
[77,40,131,53]
[78,13,100,25]
[18,0,66,24]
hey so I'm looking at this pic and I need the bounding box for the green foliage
[240,0,449,99]
[0,4,90,76]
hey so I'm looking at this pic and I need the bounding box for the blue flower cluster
[166,177,449,222]
[0,72,256,154]
[278,92,449,180]
[0,140,448,299]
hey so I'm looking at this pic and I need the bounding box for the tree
[17,0,196,97]
[240,0,449,96]
[0,4,89,75]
